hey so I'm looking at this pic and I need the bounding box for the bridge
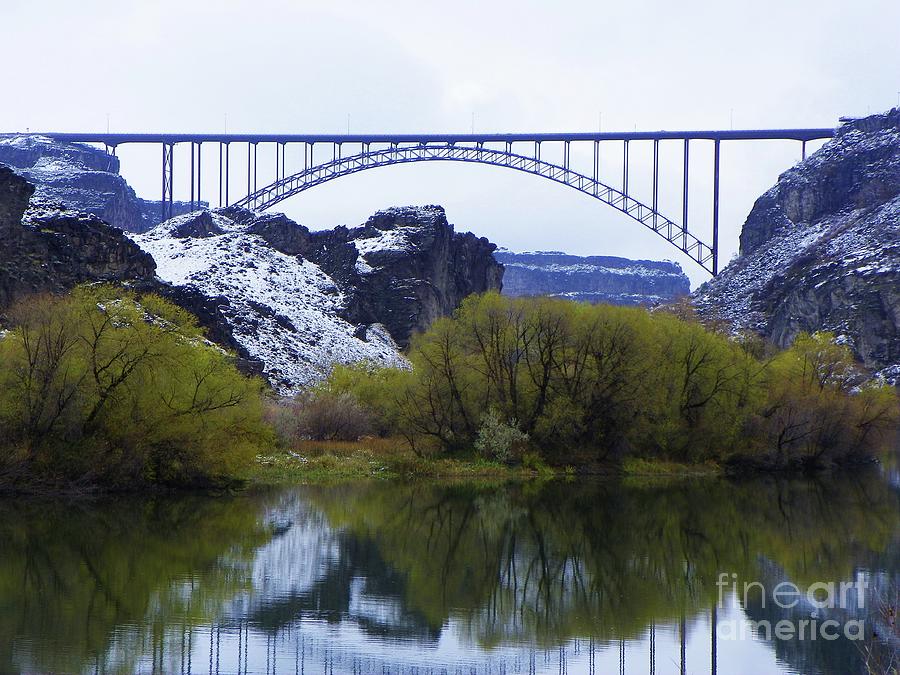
[18,128,835,275]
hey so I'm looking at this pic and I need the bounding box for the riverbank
[247,438,722,485]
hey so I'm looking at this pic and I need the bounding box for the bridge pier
[652,139,659,227]
[161,142,174,222]
[196,142,202,210]
[712,139,720,275]
[682,139,690,253]
[218,143,223,208]
[190,142,193,210]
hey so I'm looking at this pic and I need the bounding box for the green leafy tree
[0,285,270,488]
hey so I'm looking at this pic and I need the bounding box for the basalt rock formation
[134,205,503,391]
[693,108,900,382]
[0,135,202,233]
[496,250,689,306]
[306,206,504,346]
[0,164,156,313]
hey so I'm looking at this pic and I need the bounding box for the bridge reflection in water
[1,127,835,275]
[0,475,896,674]
[139,618,721,675]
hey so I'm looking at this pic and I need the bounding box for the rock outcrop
[693,108,900,381]
[496,250,689,305]
[0,164,156,313]
[306,206,503,345]
[134,205,502,391]
[0,135,202,233]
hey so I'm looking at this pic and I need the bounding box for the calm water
[1,474,898,675]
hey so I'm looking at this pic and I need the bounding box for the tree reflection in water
[0,472,896,674]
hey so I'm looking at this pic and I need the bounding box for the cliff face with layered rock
[0,165,156,313]
[133,205,502,391]
[496,250,689,305]
[306,206,503,345]
[693,108,900,381]
[0,135,201,233]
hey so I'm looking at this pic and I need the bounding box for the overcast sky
[2,0,899,286]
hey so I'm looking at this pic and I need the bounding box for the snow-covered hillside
[134,210,405,393]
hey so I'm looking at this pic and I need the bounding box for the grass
[249,437,539,485]
[620,457,721,476]
[248,437,725,486]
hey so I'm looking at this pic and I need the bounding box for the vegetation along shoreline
[1,287,895,495]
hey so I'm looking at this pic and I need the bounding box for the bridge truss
[12,129,835,275]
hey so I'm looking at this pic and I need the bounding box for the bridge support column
[161,142,174,223]
[623,140,629,196]
[802,140,807,160]
[652,139,659,226]
[218,143,223,207]
[682,139,690,250]
[196,142,201,210]
[592,140,599,194]
[190,142,195,211]
[225,142,231,207]
[712,139,720,275]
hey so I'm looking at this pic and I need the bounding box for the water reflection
[0,473,897,674]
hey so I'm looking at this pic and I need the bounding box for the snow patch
[134,213,407,395]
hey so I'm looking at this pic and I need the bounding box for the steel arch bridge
[233,143,719,271]
[7,128,836,275]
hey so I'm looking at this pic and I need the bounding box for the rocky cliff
[496,250,689,305]
[305,206,503,345]
[134,205,502,391]
[693,108,900,381]
[0,164,156,313]
[0,135,201,233]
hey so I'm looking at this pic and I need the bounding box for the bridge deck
[1,129,835,145]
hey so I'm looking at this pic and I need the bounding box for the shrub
[275,391,374,443]
[294,391,372,441]
[473,409,528,463]
[0,285,270,489]
[743,332,899,469]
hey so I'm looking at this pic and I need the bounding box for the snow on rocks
[134,210,406,394]
[495,250,690,306]
[693,108,900,379]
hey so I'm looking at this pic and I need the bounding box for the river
[1,473,898,674]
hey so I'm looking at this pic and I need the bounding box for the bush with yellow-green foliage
[322,293,897,470]
[742,332,899,469]
[0,285,271,490]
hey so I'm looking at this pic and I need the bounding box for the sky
[2,0,899,287]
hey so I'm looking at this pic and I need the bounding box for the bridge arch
[230,144,716,273]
